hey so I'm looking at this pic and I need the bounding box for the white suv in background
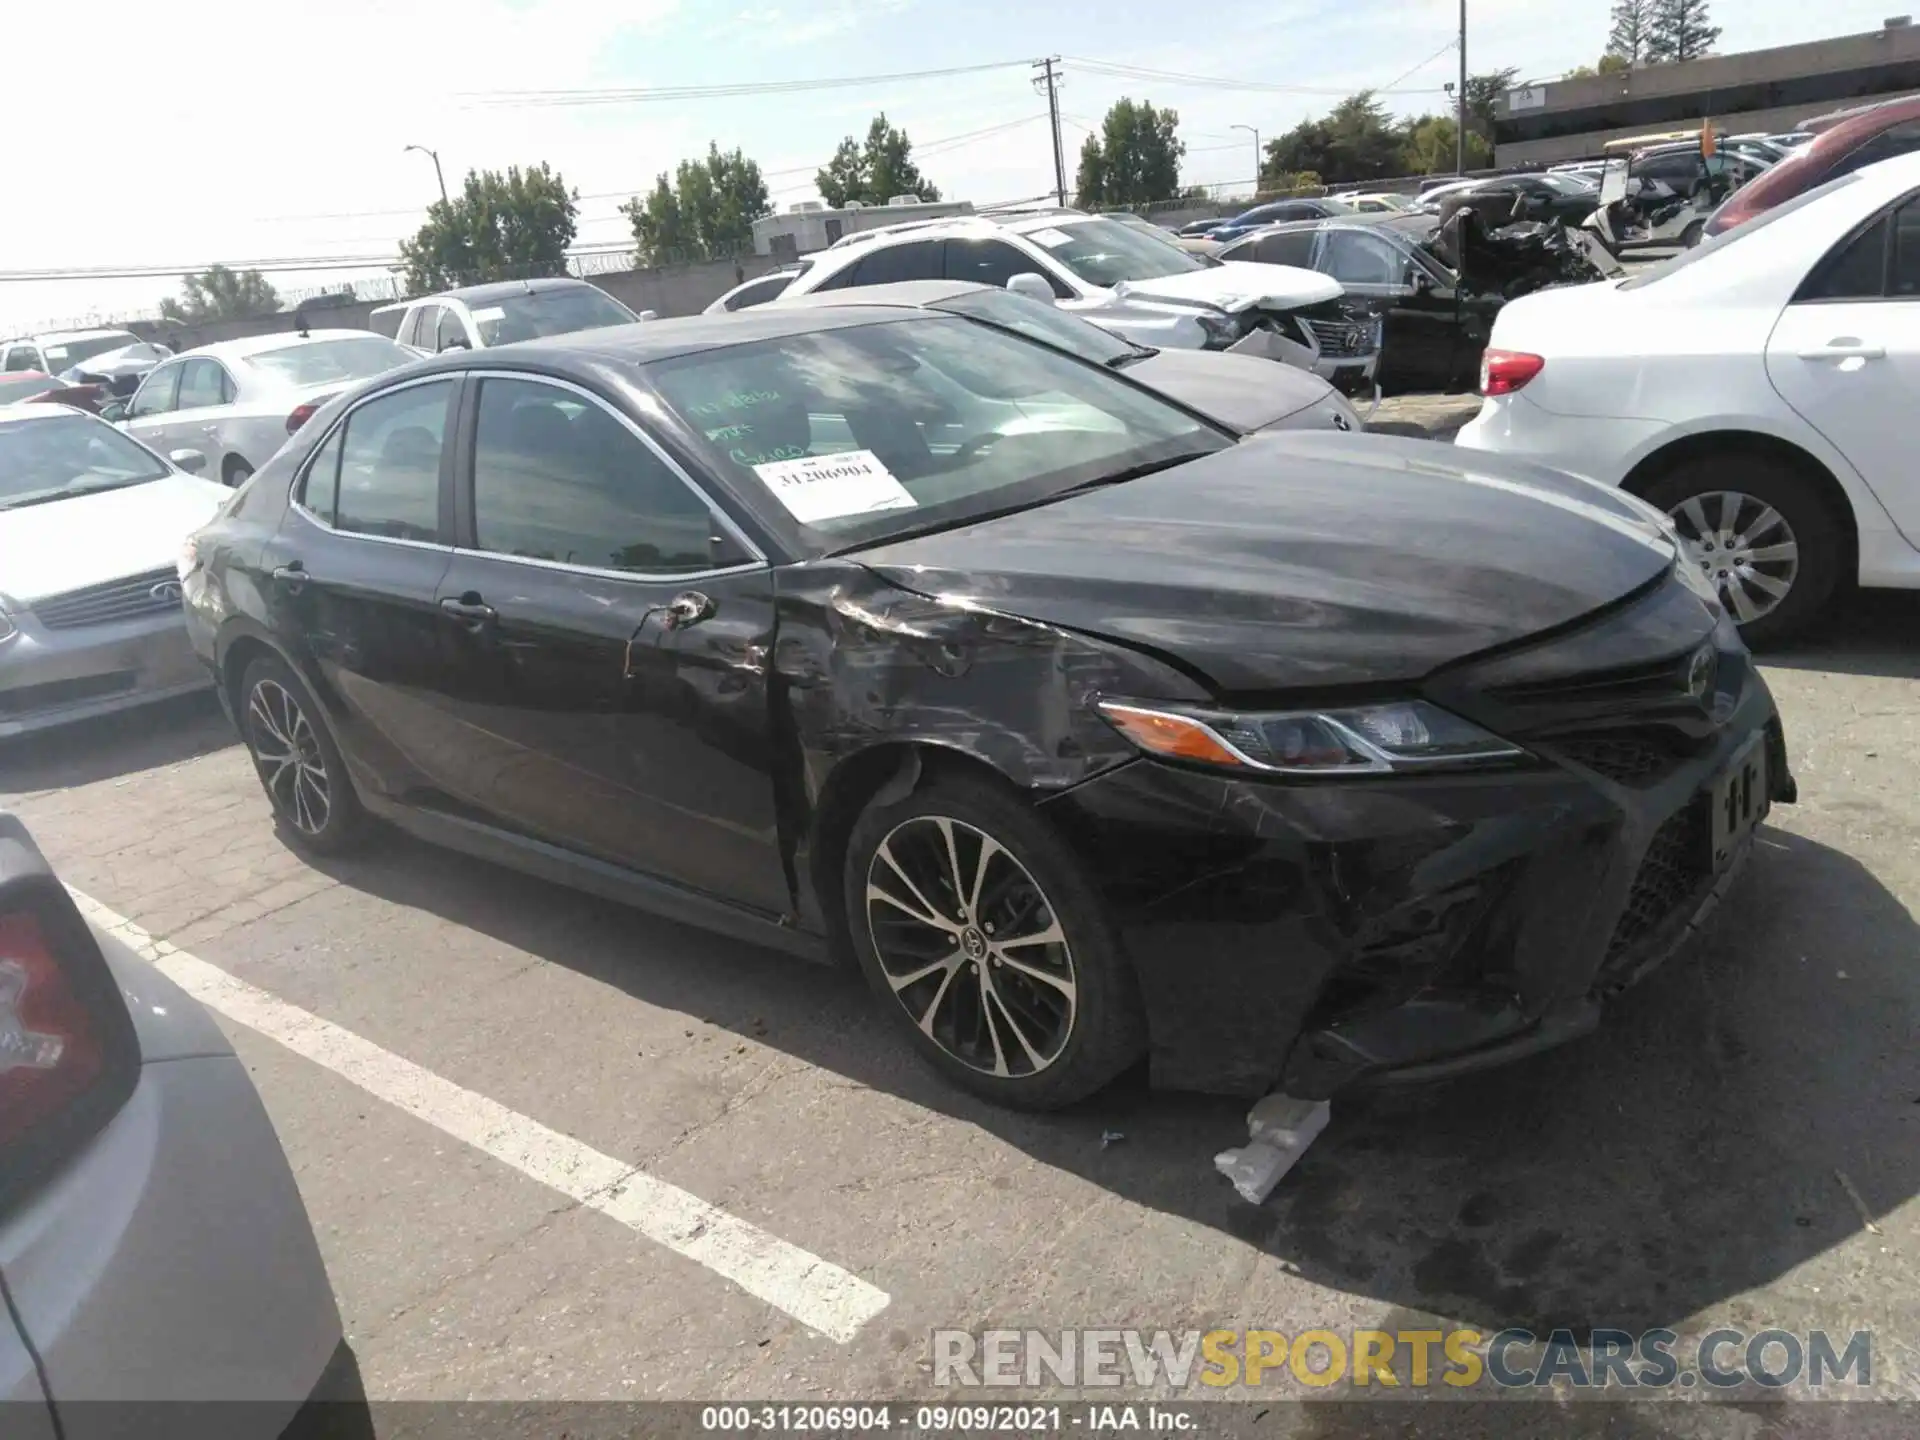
[369,277,644,354]
[775,211,1380,393]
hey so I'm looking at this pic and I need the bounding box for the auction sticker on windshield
[470,306,506,323]
[1026,228,1074,248]
[754,449,917,524]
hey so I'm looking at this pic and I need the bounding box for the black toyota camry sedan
[181,305,1794,1111]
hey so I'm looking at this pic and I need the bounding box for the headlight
[1195,311,1239,351]
[1096,698,1525,775]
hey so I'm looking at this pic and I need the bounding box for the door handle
[271,562,306,594]
[665,591,714,630]
[1797,341,1884,361]
[439,594,497,629]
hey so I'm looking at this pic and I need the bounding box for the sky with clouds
[3,0,1908,331]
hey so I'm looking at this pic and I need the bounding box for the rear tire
[842,771,1145,1111]
[1638,453,1844,645]
[238,654,366,854]
[223,457,254,488]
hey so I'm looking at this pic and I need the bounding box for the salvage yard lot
[3,594,1916,1428]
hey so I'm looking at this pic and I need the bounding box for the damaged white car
[774,211,1382,397]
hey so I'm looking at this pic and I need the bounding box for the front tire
[1639,454,1844,645]
[238,654,365,853]
[843,772,1145,1111]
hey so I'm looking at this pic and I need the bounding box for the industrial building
[751,197,975,257]
[1494,17,1920,164]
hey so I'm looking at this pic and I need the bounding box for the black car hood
[855,433,1679,694]
[1126,348,1335,431]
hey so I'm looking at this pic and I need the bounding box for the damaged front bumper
[1224,306,1381,398]
[1042,610,1792,1100]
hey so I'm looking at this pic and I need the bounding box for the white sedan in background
[119,330,419,487]
[1456,152,1920,643]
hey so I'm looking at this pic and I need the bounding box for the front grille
[1547,729,1695,787]
[0,671,136,717]
[1492,651,1702,707]
[1298,315,1379,358]
[29,568,180,630]
[1602,801,1709,968]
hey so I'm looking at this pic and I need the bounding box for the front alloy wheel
[1666,489,1800,626]
[864,815,1077,1079]
[247,678,332,836]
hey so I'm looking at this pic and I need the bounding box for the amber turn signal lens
[1096,702,1246,767]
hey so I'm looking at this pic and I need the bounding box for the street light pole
[405,144,448,205]
[1231,124,1261,194]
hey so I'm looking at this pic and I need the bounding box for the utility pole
[405,144,448,205]
[1456,0,1469,175]
[1032,57,1067,205]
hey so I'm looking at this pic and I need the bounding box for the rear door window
[128,363,182,417]
[946,238,1072,297]
[175,358,229,410]
[846,240,947,287]
[3,345,39,372]
[333,380,455,542]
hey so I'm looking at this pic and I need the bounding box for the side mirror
[439,336,472,353]
[1006,273,1056,305]
[168,448,208,475]
[99,400,128,423]
[637,309,659,322]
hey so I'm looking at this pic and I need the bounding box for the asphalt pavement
[2,584,1914,1435]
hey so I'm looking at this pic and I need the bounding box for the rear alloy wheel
[844,776,1143,1110]
[240,655,364,852]
[1641,455,1843,645]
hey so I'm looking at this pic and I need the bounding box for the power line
[1379,37,1462,96]
[1063,56,1449,96]
[456,59,1030,108]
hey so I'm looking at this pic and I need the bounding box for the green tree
[1264,92,1402,186]
[398,163,578,292]
[1400,114,1491,174]
[1464,67,1521,152]
[1599,51,1631,74]
[815,114,941,208]
[624,144,771,265]
[158,265,279,322]
[1608,0,1653,65]
[1073,98,1185,208]
[1646,0,1719,63]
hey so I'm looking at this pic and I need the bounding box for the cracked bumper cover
[1040,665,1790,1099]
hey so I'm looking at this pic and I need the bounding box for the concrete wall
[127,255,780,351]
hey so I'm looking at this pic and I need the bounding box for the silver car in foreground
[775,280,1366,434]
[119,331,420,487]
[0,814,342,1438]
[0,405,228,738]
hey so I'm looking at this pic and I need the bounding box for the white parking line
[68,887,892,1344]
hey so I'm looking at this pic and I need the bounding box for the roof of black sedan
[418,304,933,372]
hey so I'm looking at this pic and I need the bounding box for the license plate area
[1705,732,1769,872]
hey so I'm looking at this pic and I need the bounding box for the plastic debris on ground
[1213,1093,1331,1205]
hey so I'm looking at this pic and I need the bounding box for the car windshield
[645,314,1229,548]
[1536,172,1595,194]
[932,288,1138,366]
[1023,218,1211,286]
[1619,170,1864,290]
[40,332,142,371]
[247,336,416,386]
[0,411,171,510]
[472,286,637,344]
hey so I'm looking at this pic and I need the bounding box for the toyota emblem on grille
[151,580,184,603]
[1685,644,1716,699]
[1343,327,1366,352]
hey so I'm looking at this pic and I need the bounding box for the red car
[0,371,111,414]
[1704,92,1920,238]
